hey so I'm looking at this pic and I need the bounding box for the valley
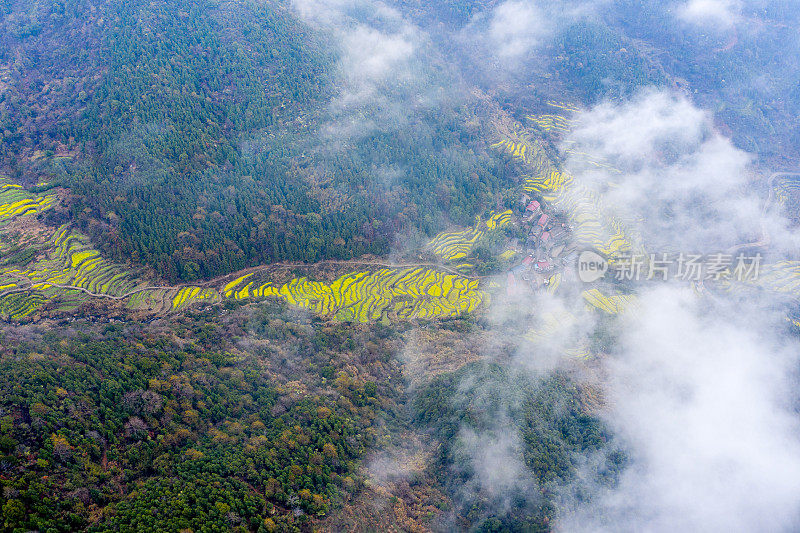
[2,1,800,531]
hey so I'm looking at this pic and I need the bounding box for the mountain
[2,1,800,532]
[2,0,511,283]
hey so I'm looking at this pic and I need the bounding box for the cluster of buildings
[506,193,573,292]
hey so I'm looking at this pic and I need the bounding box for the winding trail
[0,271,175,300]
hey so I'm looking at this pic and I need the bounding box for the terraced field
[525,172,643,259]
[524,101,577,135]
[171,286,219,311]
[0,180,112,319]
[719,260,800,299]
[715,176,800,304]
[0,177,56,222]
[0,225,491,322]
[0,225,148,319]
[755,261,800,294]
[0,187,494,322]
[523,171,573,201]
[582,288,637,315]
[218,267,486,322]
[546,273,562,293]
[563,186,644,258]
[499,249,518,261]
[524,309,591,359]
[0,233,490,321]
[769,173,800,228]
[773,175,800,208]
[425,210,512,262]
[491,130,553,175]
[0,177,499,322]
[520,287,638,360]
[546,101,579,113]
[563,145,622,173]
[490,106,642,262]
[526,114,571,133]
[525,309,574,342]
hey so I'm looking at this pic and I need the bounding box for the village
[505,192,576,294]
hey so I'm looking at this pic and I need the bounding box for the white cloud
[457,423,537,501]
[563,286,800,531]
[478,0,609,62]
[292,0,418,104]
[554,88,800,531]
[488,0,551,59]
[290,0,425,144]
[564,90,759,252]
[337,24,416,105]
[678,0,742,29]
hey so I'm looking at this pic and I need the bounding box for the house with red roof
[537,214,549,227]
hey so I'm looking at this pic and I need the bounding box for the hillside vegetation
[1,0,511,282]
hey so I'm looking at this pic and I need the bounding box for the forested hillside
[1,0,512,282]
[0,301,406,531]
[609,0,800,162]
[414,363,624,531]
